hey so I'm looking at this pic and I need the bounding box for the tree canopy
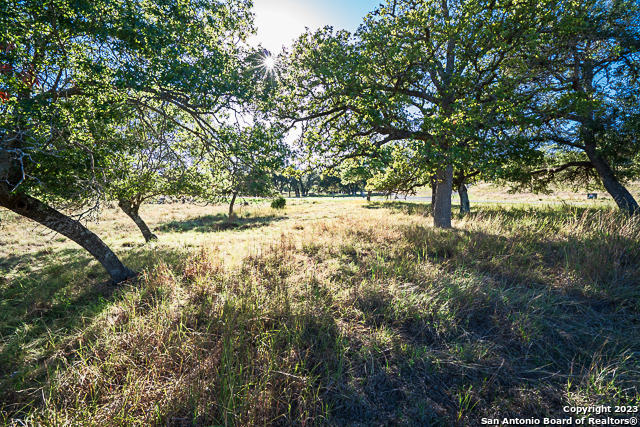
[0,0,256,282]
[500,0,640,213]
[277,0,557,228]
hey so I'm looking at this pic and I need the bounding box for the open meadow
[1,197,639,426]
[4,0,640,424]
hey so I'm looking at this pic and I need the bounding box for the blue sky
[249,0,382,52]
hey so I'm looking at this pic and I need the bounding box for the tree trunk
[458,182,470,216]
[430,174,437,217]
[118,198,157,242]
[228,191,238,217]
[584,146,639,215]
[367,190,371,202]
[0,191,135,283]
[454,170,471,216]
[433,165,453,229]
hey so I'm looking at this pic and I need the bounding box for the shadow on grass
[0,247,91,277]
[156,212,286,233]
[0,244,187,419]
[304,205,639,423]
[336,229,638,425]
[3,204,639,426]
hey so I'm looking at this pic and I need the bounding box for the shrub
[271,196,286,209]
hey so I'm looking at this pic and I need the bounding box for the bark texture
[433,165,453,229]
[1,191,135,283]
[367,190,372,202]
[118,198,158,242]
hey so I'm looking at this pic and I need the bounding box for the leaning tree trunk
[0,191,135,283]
[433,165,453,229]
[585,146,639,215]
[118,198,157,242]
[228,191,238,217]
[458,182,470,216]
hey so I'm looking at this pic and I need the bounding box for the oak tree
[279,0,553,228]
[505,0,640,213]
[0,0,254,282]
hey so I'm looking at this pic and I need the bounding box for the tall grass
[2,203,639,426]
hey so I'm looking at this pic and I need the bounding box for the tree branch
[530,161,594,176]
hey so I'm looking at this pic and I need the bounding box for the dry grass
[412,180,640,204]
[1,199,640,426]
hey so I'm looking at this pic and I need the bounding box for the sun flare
[264,56,275,70]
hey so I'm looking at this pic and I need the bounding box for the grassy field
[1,198,639,426]
[413,181,640,204]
